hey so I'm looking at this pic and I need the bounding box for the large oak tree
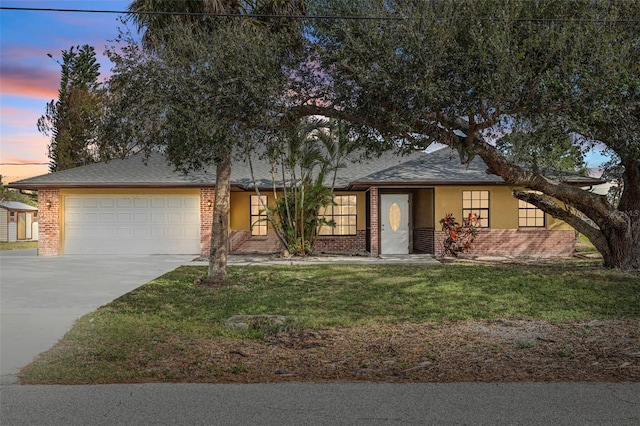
[298,0,640,270]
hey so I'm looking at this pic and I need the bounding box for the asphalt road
[2,382,639,425]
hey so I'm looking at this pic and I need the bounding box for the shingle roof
[8,147,601,190]
[0,201,37,211]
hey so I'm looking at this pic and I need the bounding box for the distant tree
[0,176,36,206]
[37,45,101,172]
[496,128,588,176]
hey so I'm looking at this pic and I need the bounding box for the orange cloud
[0,64,59,99]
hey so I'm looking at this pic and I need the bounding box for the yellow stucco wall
[434,186,571,230]
[230,191,367,231]
[413,189,434,228]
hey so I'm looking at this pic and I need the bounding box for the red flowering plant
[439,213,480,257]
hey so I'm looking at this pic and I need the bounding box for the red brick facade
[200,188,215,257]
[433,228,576,257]
[369,187,379,257]
[37,189,60,256]
[314,230,367,254]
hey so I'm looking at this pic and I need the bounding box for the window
[9,212,15,223]
[250,195,267,236]
[519,200,545,227]
[33,212,38,223]
[462,190,489,227]
[318,195,357,236]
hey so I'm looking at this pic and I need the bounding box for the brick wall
[37,189,60,256]
[369,187,379,257]
[314,230,367,254]
[200,188,215,257]
[414,227,435,254]
[434,229,576,257]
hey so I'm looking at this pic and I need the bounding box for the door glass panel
[389,202,401,232]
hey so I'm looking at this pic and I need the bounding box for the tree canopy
[297,0,640,270]
[37,45,102,172]
[98,0,639,270]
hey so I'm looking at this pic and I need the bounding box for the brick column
[369,187,379,257]
[200,188,215,257]
[37,189,60,256]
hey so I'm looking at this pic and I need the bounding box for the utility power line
[1,6,639,23]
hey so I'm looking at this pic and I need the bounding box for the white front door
[380,194,409,255]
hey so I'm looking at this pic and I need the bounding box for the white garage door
[64,194,200,255]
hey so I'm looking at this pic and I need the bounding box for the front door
[380,194,409,255]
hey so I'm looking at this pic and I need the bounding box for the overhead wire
[1,6,639,23]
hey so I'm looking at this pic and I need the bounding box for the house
[8,148,601,257]
[0,200,38,242]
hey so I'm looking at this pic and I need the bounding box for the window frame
[318,194,357,236]
[250,195,268,236]
[518,199,546,228]
[462,190,490,228]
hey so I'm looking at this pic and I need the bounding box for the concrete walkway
[0,251,195,384]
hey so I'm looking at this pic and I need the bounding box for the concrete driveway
[0,250,194,384]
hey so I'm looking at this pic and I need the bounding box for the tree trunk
[600,223,640,270]
[207,151,231,285]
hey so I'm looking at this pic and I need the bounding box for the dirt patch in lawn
[117,319,639,384]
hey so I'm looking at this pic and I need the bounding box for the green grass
[20,260,640,383]
[575,234,599,254]
[0,241,38,250]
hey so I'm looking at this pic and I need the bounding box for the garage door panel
[100,198,115,208]
[100,213,115,223]
[64,194,200,255]
[134,198,148,208]
[117,198,132,208]
[117,213,132,223]
[135,213,148,223]
[83,198,98,208]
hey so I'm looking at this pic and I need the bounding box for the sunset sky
[1,1,610,184]
[1,0,130,183]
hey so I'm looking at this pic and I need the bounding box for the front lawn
[20,260,640,384]
[0,241,38,251]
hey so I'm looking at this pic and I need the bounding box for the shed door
[17,212,26,240]
[64,194,200,255]
[380,194,409,255]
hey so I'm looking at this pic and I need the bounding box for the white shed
[0,201,38,242]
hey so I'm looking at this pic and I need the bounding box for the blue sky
[1,0,130,182]
[1,1,610,183]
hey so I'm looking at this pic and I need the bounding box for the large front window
[250,195,267,236]
[462,190,489,227]
[518,199,545,227]
[318,195,357,236]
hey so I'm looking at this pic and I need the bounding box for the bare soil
[145,319,639,383]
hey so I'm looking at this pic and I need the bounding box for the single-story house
[8,147,601,257]
[0,200,38,242]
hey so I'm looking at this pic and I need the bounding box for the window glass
[250,195,267,236]
[518,199,545,227]
[462,190,489,227]
[318,195,357,235]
